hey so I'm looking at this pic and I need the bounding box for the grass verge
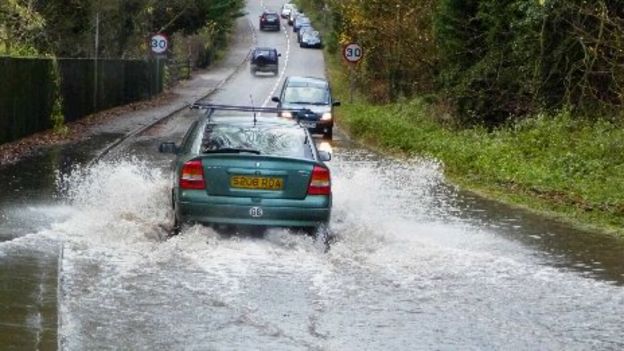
[325,55,624,237]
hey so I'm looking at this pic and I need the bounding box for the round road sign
[343,43,363,63]
[150,34,168,54]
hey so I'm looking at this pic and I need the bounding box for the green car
[159,104,332,238]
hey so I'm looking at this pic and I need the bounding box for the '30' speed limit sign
[343,43,363,63]
[150,34,169,54]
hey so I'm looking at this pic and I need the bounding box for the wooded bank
[301,0,624,125]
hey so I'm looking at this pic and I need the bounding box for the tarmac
[0,16,255,349]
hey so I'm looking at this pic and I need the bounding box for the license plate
[230,175,284,190]
[300,121,317,129]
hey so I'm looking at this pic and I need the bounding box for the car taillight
[180,160,205,190]
[307,165,331,195]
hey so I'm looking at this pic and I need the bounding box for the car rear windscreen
[254,49,275,59]
[202,124,309,158]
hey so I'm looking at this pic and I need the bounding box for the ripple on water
[49,154,624,350]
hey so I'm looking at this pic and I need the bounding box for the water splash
[44,154,624,350]
[53,157,172,246]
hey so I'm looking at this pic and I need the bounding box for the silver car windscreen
[283,86,329,105]
[303,32,320,40]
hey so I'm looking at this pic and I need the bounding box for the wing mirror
[318,150,332,162]
[159,142,178,154]
[332,101,341,107]
[271,96,281,103]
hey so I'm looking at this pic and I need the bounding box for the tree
[0,0,46,55]
[328,0,437,102]
[26,0,245,59]
[435,0,624,125]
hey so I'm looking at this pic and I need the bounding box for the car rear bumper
[176,192,331,228]
[251,63,278,72]
[302,42,322,48]
[261,24,280,31]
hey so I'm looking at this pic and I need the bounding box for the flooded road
[3,124,624,350]
[1,0,624,349]
[45,147,624,350]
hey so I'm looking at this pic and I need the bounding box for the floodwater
[1,135,623,349]
[1,0,623,344]
[0,134,121,349]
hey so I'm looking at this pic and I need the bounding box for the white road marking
[260,0,290,107]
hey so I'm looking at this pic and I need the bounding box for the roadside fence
[0,56,165,144]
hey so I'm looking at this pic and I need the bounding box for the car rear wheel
[312,223,332,252]
[302,222,331,245]
[170,215,181,237]
[169,191,181,237]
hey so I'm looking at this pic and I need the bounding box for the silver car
[281,3,296,18]
[300,30,322,48]
[272,76,340,138]
[288,9,300,25]
[297,25,314,43]
[293,16,311,32]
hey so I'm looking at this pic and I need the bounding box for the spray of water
[54,157,172,246]
[45,153,624,350]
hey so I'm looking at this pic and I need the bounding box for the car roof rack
[190,103,314,126]
[190,103,313,115]
[191,103,285,113]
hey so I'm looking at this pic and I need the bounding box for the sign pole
[156,56,160,96]
[150,33,169,96]
[343,42,363,103]
[349,65,355,103]
[93,11,100,112]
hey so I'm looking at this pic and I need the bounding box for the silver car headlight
[281,111,293,118]
[321,112,332,121]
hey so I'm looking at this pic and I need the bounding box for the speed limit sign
[343,43,363,63]
[150,34,169,54]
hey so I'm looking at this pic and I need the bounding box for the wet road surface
[1,0,624,349]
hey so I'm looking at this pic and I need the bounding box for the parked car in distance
[281,3,296,19]
[293,15,311,32]
[297,25,314,43]
[288,9,300,26]
[159,104,332,240]
[272,76,340,138]
[250,47,280,75]
[300,30,322,48]
[259,10,280,31]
